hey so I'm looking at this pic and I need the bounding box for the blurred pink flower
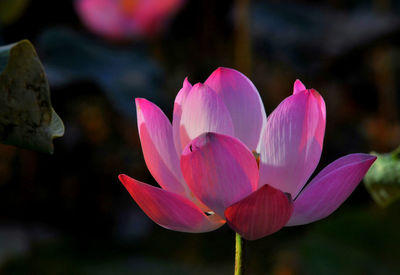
[119,68,376,240]
[75,0,185,40]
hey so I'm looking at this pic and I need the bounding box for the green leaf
[0,0,30,25]
[364,146,400,207]
[0,40,64,154]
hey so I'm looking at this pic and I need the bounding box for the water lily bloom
[119,68,376,240]
[75,0,185,40]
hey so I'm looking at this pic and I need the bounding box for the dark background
[0,0,400,274]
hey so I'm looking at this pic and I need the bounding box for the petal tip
[214,67,241,76]
[293,79,307,94]
[351,153,378,165]
[192,82,205,90]
[135,98,150,114]
[118,174,140,193]
[365,154,378,166]
[135,97,146,106]
[309,88,321,97]
[294,79,304,85]
[183,77,192,87]
[118,174,131,186]
[215,66,226,73]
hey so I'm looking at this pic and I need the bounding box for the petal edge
[225,185,293,240]
[136,98,187,195]
[286,153,376,226]
[179,83,234,151]
[181,133,259,217]
[119,174,225,233]
[259,89,326,196]
[205,67,267,151]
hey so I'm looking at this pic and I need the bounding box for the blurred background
[0,0,400,274]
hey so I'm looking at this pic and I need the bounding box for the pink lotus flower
[75,0,185,40]
[119,68,376,240]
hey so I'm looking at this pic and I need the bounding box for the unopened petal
[259,89,326,197]
[181,133,258,217]
[205,67,267,151]
[172,77,192,155]
[119,174,225,233]
[179,83,234,150]
[136,98,187,195]
[225,185,293,240]
[286,153,376,226]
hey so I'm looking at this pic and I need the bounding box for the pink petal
[225,185,293,240]
[76,0,185,39]
[119,174,225,232]
[76,0,121,39]
[293,79,306,94]
[136,98,187,195]
[286,153,377,226]
[294,80,326,124]
[179,83,234,150]
[181,133,258,217]
[205,67,267,151]
[172,78,192,156]
[259,89,326,197]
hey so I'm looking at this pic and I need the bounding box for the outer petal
[259,89,326,197]
[181,133,259,217]
[225,185,293,240]
[286,154,377,226]
[136,98,187,195]
[172,78,192,155]
[179,83,234,150]
[205,67,267,151]
[119,174,225,233]
[293,79,306,94]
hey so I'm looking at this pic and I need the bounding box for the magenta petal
[181,133,258,217]
[259,89,326,197]
[179,83,234,150]
[286,154,377,226]
[225,185,293,240]
[119,174,225,233]
[136,98,187,195]
[172,78,192,155]
[205,67,267,151]
[293,79,306,94]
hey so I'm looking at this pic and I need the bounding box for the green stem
[234,233,244,275]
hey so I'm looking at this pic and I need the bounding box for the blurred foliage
[251,1,400,74]
[0,40,64,154]
[364,146,400,207]
[0,0,30,26]
[37,27,164,119]
[292,204,400,275]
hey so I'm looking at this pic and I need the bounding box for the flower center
[119,0,139,15]
[252,151,260,168]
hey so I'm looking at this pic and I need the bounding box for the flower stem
[234,233,244,275]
